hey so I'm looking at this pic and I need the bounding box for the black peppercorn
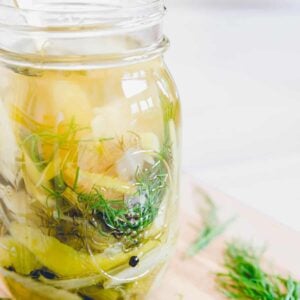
[30,269,41,279]
[40,268,57,279]
[129,256,139,267]
[80,295,94,300]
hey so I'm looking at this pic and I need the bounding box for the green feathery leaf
[186,189,234,257]
[217,242,300,300]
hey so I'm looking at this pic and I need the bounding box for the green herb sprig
[78,94,174,243]
[78,154,169,245]
[217,243,300,300]
[186,189,234,257]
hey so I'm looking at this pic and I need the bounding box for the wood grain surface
[1,176,300,299]
[150,176,300,299]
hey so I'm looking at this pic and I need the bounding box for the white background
[164,0,300,231]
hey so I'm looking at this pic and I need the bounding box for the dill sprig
[186,190,234,257]
[78,155,169,244]
[25,118,88,151]
[217,243,300,300]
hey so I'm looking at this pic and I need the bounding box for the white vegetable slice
[116,148,154,181]
[51,80,92,126]
[0,185,34,223]
[91,103,130,139]
[0,267,81,300]
[40,274,103,290]
[140,132,160,152]
[103,243,171,289]
[0,101,18,185]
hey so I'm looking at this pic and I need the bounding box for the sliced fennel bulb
[0,101,18,185]
[40,274,104,290]
[0,267,81,300]
[104,243,171,288]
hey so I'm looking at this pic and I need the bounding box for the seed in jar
[129,256,140,267]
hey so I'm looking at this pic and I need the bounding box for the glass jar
[0,1,180,299]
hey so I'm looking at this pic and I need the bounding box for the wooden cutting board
[1,176,300,299]
[150,176,300,299]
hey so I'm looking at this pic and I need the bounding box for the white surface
[164,1,300,231]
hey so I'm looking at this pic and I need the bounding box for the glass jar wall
[0,1,180,299]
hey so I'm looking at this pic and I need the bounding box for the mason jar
[0,1,180,299]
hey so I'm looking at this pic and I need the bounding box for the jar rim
[0,1,165,31]
[5,1,163,12]
[0,1,167,69]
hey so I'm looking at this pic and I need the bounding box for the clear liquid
[0,57,180,300]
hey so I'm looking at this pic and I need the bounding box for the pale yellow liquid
[0,57,180,300]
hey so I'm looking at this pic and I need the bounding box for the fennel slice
[39,274,104,290]
[0,101,18,185]
[22,173,55,208]
[0,186,33,219]
[79,285,121,300]
[0,237,40,275]
[9,222,160,278]
[63,167,136,195]
[103,243,171,289]
[0,267,81,300]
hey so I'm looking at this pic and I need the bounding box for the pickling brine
[0,57,180,299]
[0,1,180,299]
